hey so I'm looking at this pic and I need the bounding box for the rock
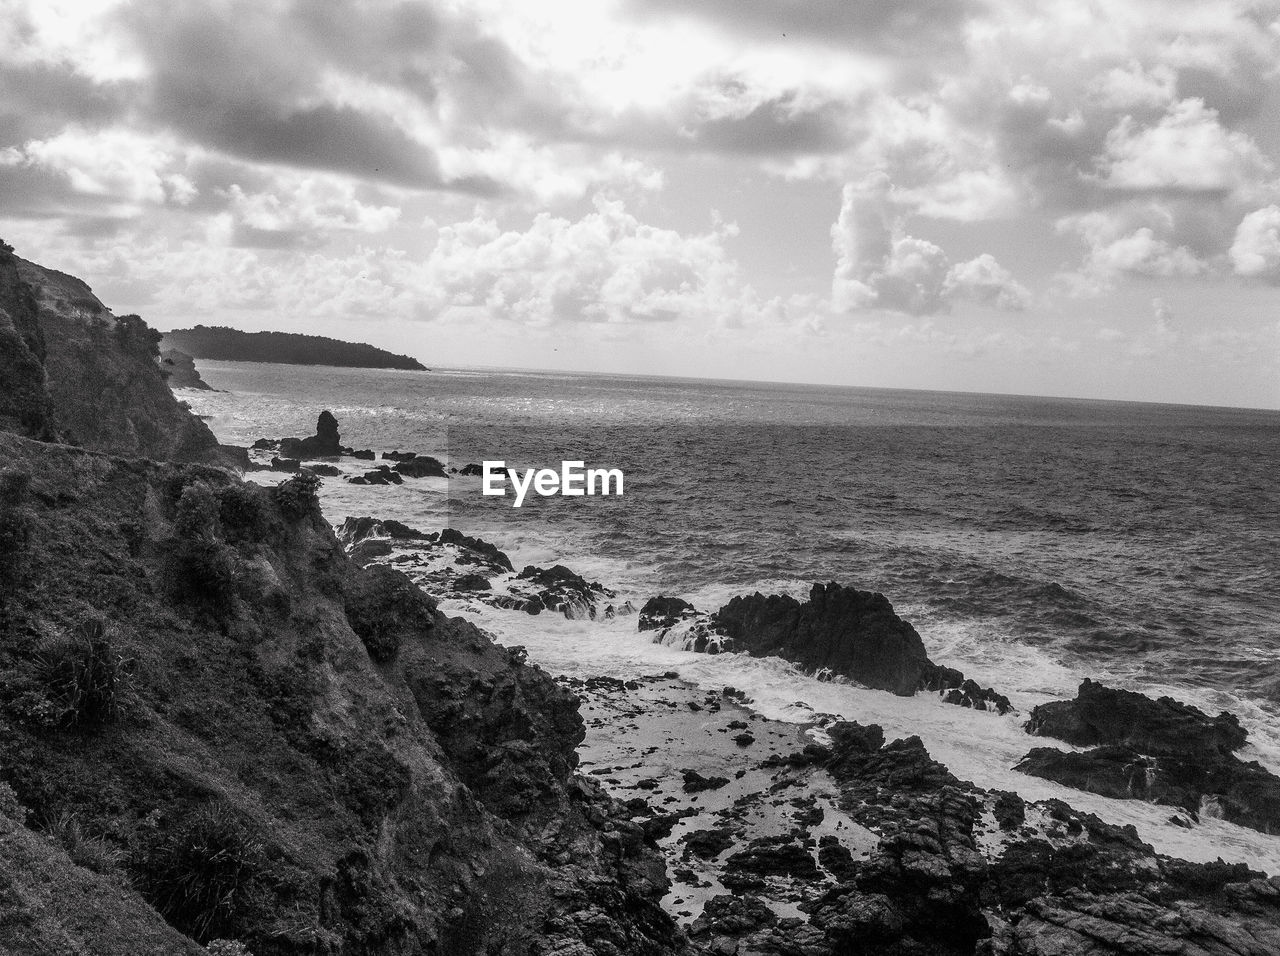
[382,450,417,461]
[250,438,278,450]
[394,456,447,479]
[1025,678,1247,756]
[724,836,819,879]
[712,583,930,695]
[1016,743,1280,833]
[992,791,1027,831]
[348,465,403,486]
[278,410,342,459]
[517,564,615,620]
[681,769,730,793]
[439,528,515,573]
[683,827,737,860]
[304,463,341,477]
[458,462,484,476]
[453,573,491,592]
[638,595,696,632]
[349,448,375,460]
[217,444,250,470]
[269,456,300,472]
[733,732,755,747]
[158,349,212,390]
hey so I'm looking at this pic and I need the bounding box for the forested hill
[161,326,427,370]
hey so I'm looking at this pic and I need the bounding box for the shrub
[272,472,321,521]
[42,810,124,874]
[174,538,238,615]
[34,619,128,729]
[0,469,32,583]
[175,480,221,540]
[217,484,270,542]
[135,802,267,942]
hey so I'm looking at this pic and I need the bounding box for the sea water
[182,360,1280,870]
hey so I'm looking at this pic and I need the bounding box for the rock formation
[158,349,213,390]
[278,410,342,459]
[1019,680,1280,833]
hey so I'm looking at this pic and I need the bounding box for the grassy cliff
[0,245,683,955]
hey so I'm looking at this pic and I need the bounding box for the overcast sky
[3,0,1280,408]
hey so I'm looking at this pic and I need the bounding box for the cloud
[627,0,973,56]
[1098,98,1272,194]
[1229,205,1280,281]
[420,194,766,326]
[830,175,1029,314]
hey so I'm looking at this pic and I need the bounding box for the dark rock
[1025,678,1247,756]
[458,462,484,476]
[517,564,615,620]
[349,448,375,460]
[394,456,447,479]
[304,463,341,477]
[682,770,730,793]
[733,732,755,747]
[158,348,211,390]
[381,450,417,461]
[348,466,403,486]
[453,573,491,592]
[724,836,819,879]
[638,595,696,632]
[269,456,300,472]
[439,528,515,573]
[992,790,1027,830]
[1016,744,1280,833]
[682,827,736,860]
[279,410,342,459]
[689,893,778,939]
[250,438,278,450]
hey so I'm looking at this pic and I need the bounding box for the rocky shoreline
[4,240,1280,954]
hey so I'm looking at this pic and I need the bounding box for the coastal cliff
[0,244,682,955]
[0,242,221,463]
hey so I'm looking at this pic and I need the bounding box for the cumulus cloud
[1056,202,1213,294]
[1098,98,1272,193]
[421,194,764,326]
[830,175,1029,315]
[1229,205,1280,281]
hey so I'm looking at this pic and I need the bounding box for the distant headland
[160,325,427,370]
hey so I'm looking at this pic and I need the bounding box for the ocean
[183,360,1280,870]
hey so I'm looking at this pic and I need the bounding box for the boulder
[458,462,484,476]
[394,456,447,479]
[713,583,935,696]
[348,466,403,486]
[269,456,300,472]
[453,573,491,592]
[382,450,417,461]
[1025,678,1246,756]
[638,595,695,632]
[304,463,341,477]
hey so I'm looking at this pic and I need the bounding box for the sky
[2,0,1279,408]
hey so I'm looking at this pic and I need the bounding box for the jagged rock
[638,596,696,632]
[394,456,447,478]
[382,450,417,461]
[1016,744,1280,833]
[683,827,737,860]
[270,456,300,472]
[349,448,375,460]
[348,465,403,486]
[724,836,819,879]
[251,438,278,450]
[453,573,491,592]
[993,791,1027,831]
[517,564,616,619]
[710,583,1008,711]
[439,528,515,572]
[458,462,484,476]
[158,348,212,390]
[304,463,341,477]
[1025,678,1246,755]
[279,410,342,459]
[681,769,730,793]
[1019,680,1280,834]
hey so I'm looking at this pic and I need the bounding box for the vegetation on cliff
[0,243,683,955]
[161,327,427,371]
